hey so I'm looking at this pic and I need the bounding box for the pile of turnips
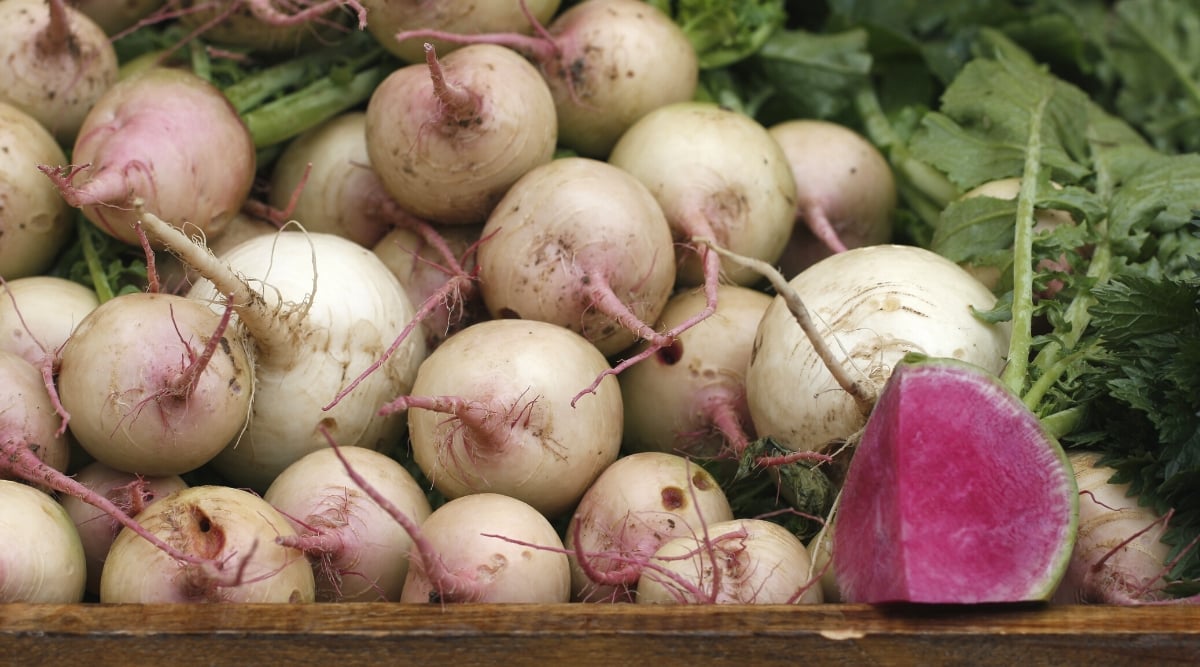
[0,0,1183,609]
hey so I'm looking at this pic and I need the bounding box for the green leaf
[749,27,873,120]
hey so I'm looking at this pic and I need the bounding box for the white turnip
[609,101,798,288]
[565,452,733,602]
[635,518,823,605]
[365,42,557,226]
[100,485,316,603]
[56,291,254,477]
[40,67,256,246]
[394,0,698,158]
[769,119,896,275]
[386,318,622,518]
[0,101,72,279]
[0,276,99,369]
[0,480,86,603]
[58,461,188,595]
[176,1,365,54]
[398,492,570,603]
[0,0,118,145]
[140,214,427,491]
[0,350,70,475]
[264,446,432,602]
[476,157,676,361]
[362,0,560,63]
[70,0,164,36]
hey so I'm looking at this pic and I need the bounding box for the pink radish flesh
[833,356,1077,603]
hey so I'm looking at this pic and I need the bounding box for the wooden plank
[2,603,1198,665]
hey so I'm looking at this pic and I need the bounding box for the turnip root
[742,244,1011,456]
[362,0,560,64]
[56,291,254,477]
[393,0,698,158]
[140,214,427,491]
[0,276,98,370]
[365,43,557,226]
[566,452,733,602]
[0,102,72,279]
[635,518,823,605]
[1053,450,1178,604]
[40,67,256,246]
[833,356,1078,603]
[398,492,570,603]
[388,318,622,518]
[58,461,187,595]
[620,285,770,461]
[476,157,676,359]
[0,480,86,603]
[100,485,316,603]
[0,350,70,476]
[264,446,432,602]
[373,222,486,348]
[769,119,896,275]
[609,101,798,288]
[156,212,277,293]
[0,0,118,145]
[268,112,393,247]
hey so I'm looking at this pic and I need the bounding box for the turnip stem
[38,0,72,54]
[1000,92,1050,396]
[695,238,875,415]
[424,44,480,124]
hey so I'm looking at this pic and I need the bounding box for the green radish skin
[833,356,1078,604]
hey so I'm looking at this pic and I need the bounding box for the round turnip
[0,276,97,373]
[0,480,86,603]
[363,0,560,63]
[176,1,363,55]
[0,350,70,476]
[0,101,72,279]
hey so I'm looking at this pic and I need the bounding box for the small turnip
[362,0,560,63]
[100,485,317,603]
[0,276,98,372]
[365,42,557,226]
[0,480,86,603]
[176,1,364,55]
[0,350,70,476]
[70,0,164,36]
[0,101,72,279]
[264,446,432,602]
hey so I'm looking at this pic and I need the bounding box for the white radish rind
[264,446,432,602]
[609,101,799,287]
[747,244,1011,455]
[477,157,676,357]
[174,228,427,491]
[398,493,570,604]
[99,485,316,603]
[0,480,86,603]
[57,292,254,477]
[0,102,72,279]
[565,452,734,602]
[365,43,558,226]
[397,319,622,518]
[635,518,823,605]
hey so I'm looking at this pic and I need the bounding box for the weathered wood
[1,603,1198,665]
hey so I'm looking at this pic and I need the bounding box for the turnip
[139,213,427,491]
[398,492,570,603]
[476,157,677,363]
[608,101,798,288]
[635,518,823,605]
[0,350,70,476]
[0,276,98,371]
[176,1,365,55]
[1053,450,1178,604]
[565,452,734,602]
[0,101,73,279]
[264,446,432,602]
[58,461,188,595]
[832,356,1078,603]
[100,485,317,603]
[768,119,896,275]
[0,480,86,603]
[386,318,622,518]
[394,0,699,158]
[364,42,557,226]
[70,0,164,36]
[268,112,393,247]
[805,521,840,603]
[0,0,118,145]
[741,243,1011,456]
[373,221,486,349]
[56,291,254,477]
[362,0,560,64]
[620,285,770,462]
[40,66,256,246]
